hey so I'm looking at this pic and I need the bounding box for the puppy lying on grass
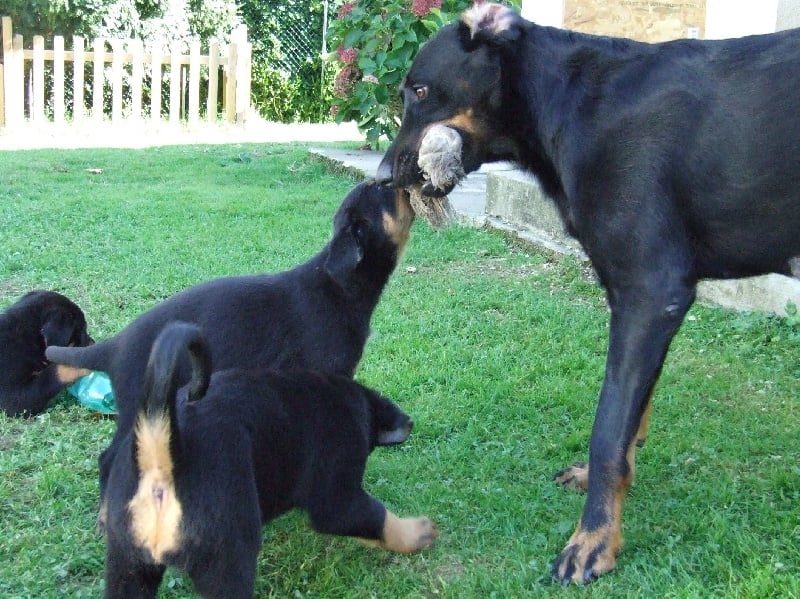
[104,322,438,598]
[0,290,93,417]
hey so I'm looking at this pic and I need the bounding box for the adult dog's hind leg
[552,269,695,584]
[554,399,653,492]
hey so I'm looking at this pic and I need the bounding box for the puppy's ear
[41,311,75,347]
[462,2,523,44]
[324,228,364,287]
[365,389,413,446]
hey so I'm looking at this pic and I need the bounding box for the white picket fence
[0,16,252,130]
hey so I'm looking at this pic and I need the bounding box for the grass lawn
[1,142,798,598]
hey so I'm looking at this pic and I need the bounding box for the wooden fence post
[207,40,219,122]
[93,38,105,122]
[224,38,237,123]
[227,25,251,124]
[32,35,45,121]
[2,16,23,129]
[169,43,181,123]
[53,35,65,124]
[151,42,162,123]
[188,39,200,125]
[0,62,4,128]
[130,39,143,122]
[73,35,85,122]
[110,39,124,123]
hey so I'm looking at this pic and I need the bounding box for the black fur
[104,322,437,598]
[46,181,414,520]
[0,290,93,417]
[376,3,800,584]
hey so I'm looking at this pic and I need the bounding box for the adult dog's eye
[413,86,427,100]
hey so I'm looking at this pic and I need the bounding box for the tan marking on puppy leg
[96,499,109,535]
[128,415,182,562]
[55,364,91,385]
[358,511,438,554]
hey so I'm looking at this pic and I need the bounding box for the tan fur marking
[440,110,479,136]
[55,364,91,384]
[382,189,415,253]
[557,474,627,583]
[357,511,438,554]
[636,402,652,447]
[128,414,182,563]
[554,462,589,492]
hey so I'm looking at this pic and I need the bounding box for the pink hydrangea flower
[336,45,358,65]
[334,65,362,98]
[412,0,441,18]
[337,1,356,19]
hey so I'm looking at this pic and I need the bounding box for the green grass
[1,143,799,598]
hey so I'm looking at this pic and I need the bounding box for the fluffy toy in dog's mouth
[406,124,466,230]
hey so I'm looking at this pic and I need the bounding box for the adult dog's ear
[461,2,523,45]
[324,226,364,287]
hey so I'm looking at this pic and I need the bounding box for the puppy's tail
[128,322,211,562]
[136,321,211,457]
[45,340,111,372]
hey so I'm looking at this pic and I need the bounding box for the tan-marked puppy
[104,322,437,598]
[46,181,413,530]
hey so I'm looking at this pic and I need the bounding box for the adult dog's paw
[551,525,621,585]
[553,461,589,492]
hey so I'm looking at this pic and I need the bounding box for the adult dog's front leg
[552,282,693,584]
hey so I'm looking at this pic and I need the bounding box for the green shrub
[327,0,470,147]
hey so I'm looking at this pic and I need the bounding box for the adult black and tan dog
[0,290,93,417]
[104,321,437,598]
[47,181,414,525]
[376,3,800,584]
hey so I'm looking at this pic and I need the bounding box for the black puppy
[376,3,800,584]
[104,322,438,598]
[0,290,93,417]
[47,181,413,525]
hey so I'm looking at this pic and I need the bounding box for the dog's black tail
[127,322,211,563]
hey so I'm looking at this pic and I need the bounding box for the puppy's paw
[398,516,439,553]
[56,364,92,385]
[361,512,439,554]
[553,462,589,492]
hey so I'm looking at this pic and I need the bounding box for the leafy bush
[327,0,471,147]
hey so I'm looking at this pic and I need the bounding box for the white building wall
[777,0,800,29]
[520,0,791,37]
